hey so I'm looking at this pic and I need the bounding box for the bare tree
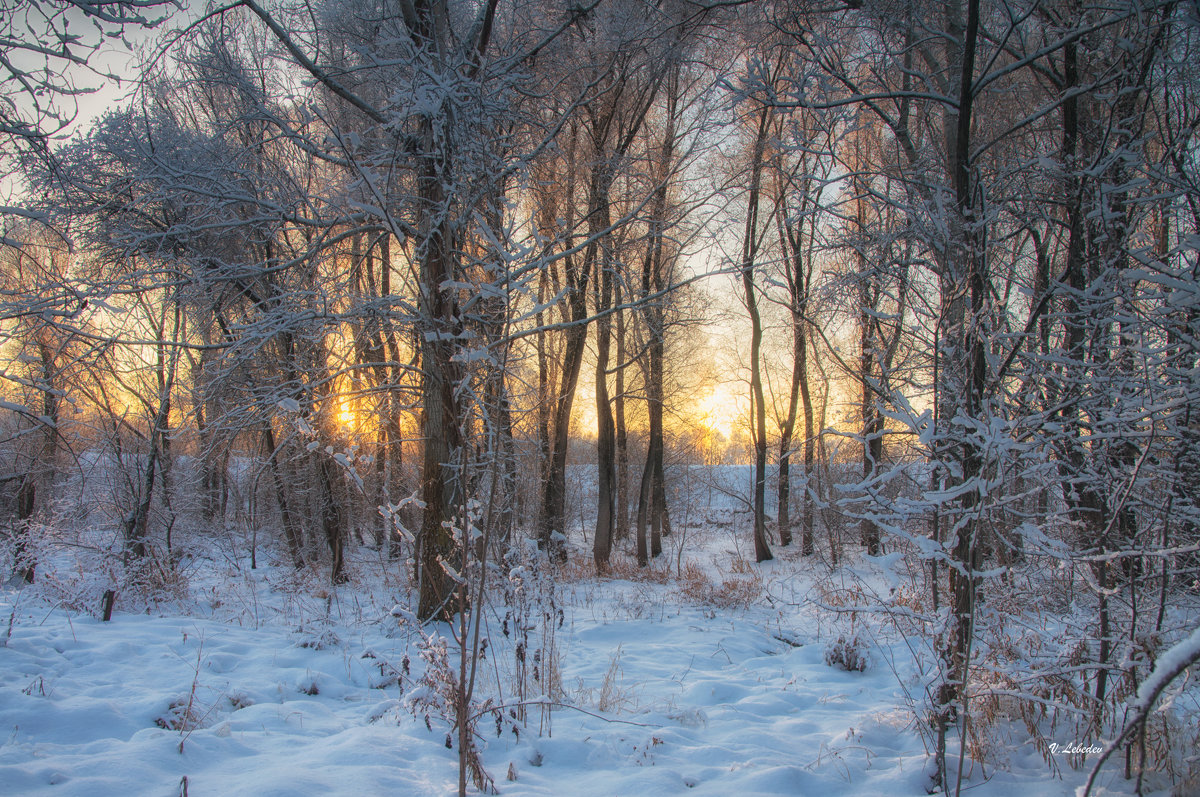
[1,1,173,219]
[737,90,775,565]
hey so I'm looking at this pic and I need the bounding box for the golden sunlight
[697,382,739,440]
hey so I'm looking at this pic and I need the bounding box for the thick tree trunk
[777,395,797,548]
[379,235,410,556]
[535,264,554,533]
[746,290,772,564]
[416,116,465,621]
[941,5,992,793]
[485,365,516,547]
[416,314,463,620]
[125,407,167,564]
[637,121,673,564]
[859,317,883,557]
[635,227,667,565]
[536,121,592,561]
[535,121,588,560]
[594,353,615,571]
[635,445,653,567]
[933,1,985,788]
[539,288,588,560]
[774,206,804,550]
[593,175,617,572]
[13,333,62,583]
[124,304,180,567]
[195,348,228,526]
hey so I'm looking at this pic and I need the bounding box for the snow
[0,594,909,795]
[0,516,1189,796]
[1133,623,1200,715]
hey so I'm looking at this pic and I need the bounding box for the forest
[2,0,1200,795]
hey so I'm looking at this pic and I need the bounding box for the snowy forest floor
[1,506,1197,796]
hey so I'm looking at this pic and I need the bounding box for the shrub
[824,634,869,672]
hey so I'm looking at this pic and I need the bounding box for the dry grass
[676,560,763,610]
[556,552,594,582]
[712,576,763,609]
[155,695,205,732]
[574,645,639,714]
[156,642,213,755]
[728,556,755,575]
[677,561,710,603]
[813,580,867,609]
[563,551,673,584]
[890,584,928,614]
[605,555,672,583]
[564,549,762,610]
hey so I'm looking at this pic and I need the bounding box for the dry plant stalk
[574,644,638,715]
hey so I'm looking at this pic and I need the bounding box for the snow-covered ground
[0,511,1192,796]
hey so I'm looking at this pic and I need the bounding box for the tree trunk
[741,104,774,564]
[124,301,181,566]
[539,272,589,561]
[614,290,630,542]
[635,445,652,567]
[934,1,985,789]
[416,114,464,621]
[799,332,815,557]
[313,446,347,585]
[535,262,554,532]
[782,194,816,557]
[264,425,306,569]
[646,328,666,559]
[593,171,617,572]
[14,477,36,583]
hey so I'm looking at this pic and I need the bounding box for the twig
[1,584,25,647]
[2,603,16,647]
[467,698,661,729]
[177,641,206,753]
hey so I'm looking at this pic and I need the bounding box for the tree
[1,1,173,219]
[1,0,176,578]
[736,86,775,565]
[527,0,702,565]
[0,227,80,581]
[765,0,1200,789]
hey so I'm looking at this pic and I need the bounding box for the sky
[1,2,177,204]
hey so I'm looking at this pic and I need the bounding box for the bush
[824,634,869,672]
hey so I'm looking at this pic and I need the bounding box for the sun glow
[337,402,356,429]
[697,383,738,440]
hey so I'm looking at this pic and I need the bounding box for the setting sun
[697,383,739,440]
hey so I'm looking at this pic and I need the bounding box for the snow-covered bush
[824,634,869,672]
